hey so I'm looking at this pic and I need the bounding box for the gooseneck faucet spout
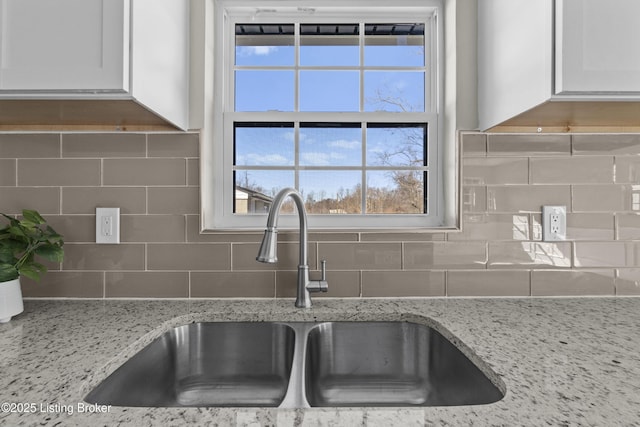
[256,188,328,308]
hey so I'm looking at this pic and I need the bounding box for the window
[208,0,449,230]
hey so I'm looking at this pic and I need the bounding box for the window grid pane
[233,22,427,114]
[232,19,430,217]
[234,122,427,215]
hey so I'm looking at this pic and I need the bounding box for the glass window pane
[300,71,359,112]
[366,171,425,214]
[235,24,294,66]
[235,123,294,166]
[300,123,361,166]
[364,23,425,67]
[234,170,294,214]
[300,24,359,66]
[366,124,426,167]
[364,71,425,112]
[235,71,294,111]
[299,171,362,214]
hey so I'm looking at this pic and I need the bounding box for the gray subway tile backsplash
[318,242,402,271]
[147,186,199,215]
[62,187,147,214]
[616,214,640,240]
[362,270,445,297]
[0,133,60,158]
[487,134,571,156]
[572,134,640,155]
[0,159,16,186]
[63,243,146,271]
[488,185,571,213]
[0,187,60,215]
[62,133,146,158]
[146,243,231,271]
[614,268,640,295]
[148,133,200,158]
[530,156,614,184]
[488,241,572,269]
[105,271,189,298]
[120,215,187,243]
[404,242,487,270]
[18,158,101,186]
[463,157,529,185]
[447,270,530,297]
[572,184,636,212]
[103,158,187,186]
[191,271,275,298]
[531,270,615,296]
[20,271,104,298]
[2,131,639,299]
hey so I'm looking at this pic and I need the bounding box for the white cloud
[238,46,279,56]
[300,152,346,166]
[237,153,291,166]
[328,139,360,150]
[393,79,408,91]
[284,131,296,142]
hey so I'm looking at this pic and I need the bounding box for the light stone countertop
[0,298,639,426]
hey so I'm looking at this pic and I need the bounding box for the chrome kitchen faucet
[256,187,328,308]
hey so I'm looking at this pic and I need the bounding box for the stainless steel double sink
[84,321,504,408]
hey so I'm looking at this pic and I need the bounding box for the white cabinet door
[0,0,128,92]
[556,0,640,94]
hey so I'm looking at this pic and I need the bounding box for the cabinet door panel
[0,0,128,92]
[556,0,640,94]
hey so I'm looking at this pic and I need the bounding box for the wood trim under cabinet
[488,100,640,133]
[0,99,181,131]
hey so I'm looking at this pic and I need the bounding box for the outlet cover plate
[542,205,566,241]
[96,207,120,244]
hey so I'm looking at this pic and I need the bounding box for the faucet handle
[307,260,329,293]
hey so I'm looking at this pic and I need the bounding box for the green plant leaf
[22,209,46,225]
[8,226,27,239]
[0,246,17,264]
[35,245,64,263]
[32,261,48,275]
[0,209,64,283]
[45,226,64,244]
[1,213,17,224]
[18,220,38,231]
[18,264,41,281]
[0,263,19,282]
[2,239,25,254]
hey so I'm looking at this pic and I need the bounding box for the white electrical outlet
[542,205,566,241]
[96,207,120,244]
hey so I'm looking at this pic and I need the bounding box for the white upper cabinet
[479,0,640,130]
[556,0,640,94]
[0,0,189,129]
[0,0,128,92]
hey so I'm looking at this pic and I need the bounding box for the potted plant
[0,209,64,323]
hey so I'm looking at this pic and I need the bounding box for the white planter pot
[0,278,23,323]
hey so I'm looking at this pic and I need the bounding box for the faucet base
[295,297,312,309]
[295,265,312,308]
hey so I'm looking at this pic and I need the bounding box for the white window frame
[204,0,451,231]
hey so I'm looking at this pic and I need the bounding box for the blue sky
[234,38,426,202]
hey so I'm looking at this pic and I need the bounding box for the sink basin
[84,322,295,407]
[305,322,504,407]
[85,320,504,408]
